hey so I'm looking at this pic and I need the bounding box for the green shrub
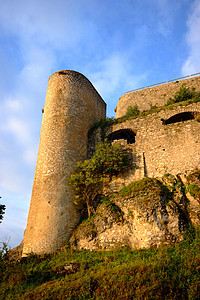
[126,104,140,117]
[0,201,6,223]
[91,117,116,130]
[149,101,158,109]
[188,183,200,199]
[0,242,9,261]
[167,84,196,105]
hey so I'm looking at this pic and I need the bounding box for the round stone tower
[22,70,106,256]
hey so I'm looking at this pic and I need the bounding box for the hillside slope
[1,170,199,299]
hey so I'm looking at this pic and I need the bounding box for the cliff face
[70,170,200,250]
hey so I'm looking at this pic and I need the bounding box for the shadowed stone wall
[22,70,106,256]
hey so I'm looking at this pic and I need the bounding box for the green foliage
[0,197,6,223]
[69,140,131,216]
[126,104,140,117]
[91,85,200,130]
[188,184,200,199]
[186,169,200,181]
[117,177,159,197]
[101,196,124,215]
[0,242,9,261]
[193,91,200,102]
[0,227,199,299]
[167,84,196,105]
[91,117,116,130]
[149,101,158,109]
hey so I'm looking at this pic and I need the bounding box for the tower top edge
[49,70,85,78]
[48,70,95,84]
[48,70,106,106]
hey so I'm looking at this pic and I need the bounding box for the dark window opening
[163,111,199,125]
[107,129,136,144]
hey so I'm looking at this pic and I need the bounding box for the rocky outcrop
[70,172,200,250]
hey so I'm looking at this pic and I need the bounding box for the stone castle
[22,70,200,256]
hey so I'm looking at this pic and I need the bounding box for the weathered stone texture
[22,71,200,256]
[22,70,106,256]
[101,102,200,192]
[116,76,200,117]
[70,177,194,250]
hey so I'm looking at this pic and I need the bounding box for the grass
[0,227,199,299]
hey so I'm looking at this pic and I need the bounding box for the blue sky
[0,0,200,248]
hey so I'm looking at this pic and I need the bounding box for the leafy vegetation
[0,196,6,224]
[148,101,158,109]
[117,177,159,197]
[188,184,200,200]
[186,170,200,200]
[186,169,200,181]
[0,242,9,261]
[166,84,197,105]
[125,104,140,117]
[69,140,131,217]
[0,227,199,299]
[90,84,200,130]
[91,117,116,130]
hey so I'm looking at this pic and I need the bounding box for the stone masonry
[22,71,200,255]
[22,70,106,256]
[116,76,200,117]
[107,102,200,191]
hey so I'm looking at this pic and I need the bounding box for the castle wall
[116,76,200,118]
[22,70,106,256]
[90,103,200,192]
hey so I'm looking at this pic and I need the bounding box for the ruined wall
[116,76,200,118]
[22,70,106,256]
[90,102,200,192]
[22,70,200,256]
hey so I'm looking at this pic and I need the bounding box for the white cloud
[5,97,22,111]
[182,0,200,75]
[0,0,192,248]
[89,52,146,96]
[0,162,25,193]
[3,117,31,145]
[87,51,148,116]
[0,0,92,51]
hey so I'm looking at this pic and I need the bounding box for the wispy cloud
[0,0,194,247]
[182,0,200,75]
[88,52,147,107]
